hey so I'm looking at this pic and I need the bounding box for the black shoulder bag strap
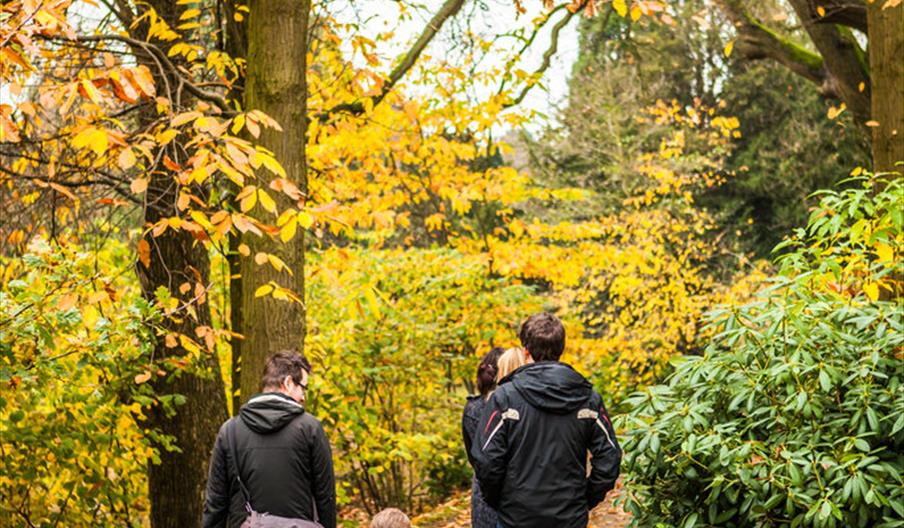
[226,415,322,526]
[226,418,254,515]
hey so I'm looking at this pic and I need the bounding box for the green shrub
[0,237,165,526]
[618,176,903,527]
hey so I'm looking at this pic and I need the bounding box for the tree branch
[787,0,871,122]
[49,34,235,115]
[503,2,585,109]
[716,0,827,86]
[317,0,466,121]
[799,0,867,33]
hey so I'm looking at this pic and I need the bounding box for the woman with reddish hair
[461,347,504,528]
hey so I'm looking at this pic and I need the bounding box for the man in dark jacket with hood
[202,351,336,528]
[472,313,621,528]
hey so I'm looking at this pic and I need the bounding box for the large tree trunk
[867,1,904,173]
[138,218,228,527]
[239,0,309,403]
[715,0,904,172]
[131,2,228,526]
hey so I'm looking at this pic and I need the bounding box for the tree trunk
[130,2,228,526]
[239,0,309,403]
[223,4,247,414]
[787,0,871,123]
[137,141,228,528]
[139,218,228,527]
[867,1,904,173]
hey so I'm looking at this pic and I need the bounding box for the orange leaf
[138,239,151,268]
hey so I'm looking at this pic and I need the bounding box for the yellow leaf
[613,0,628,17]
[297,211,314,229]
[875,242,894,262]
[260,153,287,178]
[72,127,108,156]
[280,218,297,242]
[863,282,879,301]
[131,178,149,194]
[267,254,291,275]
[816,5,826,17]
[189,166,209,184]
[723,40,734,57]
[827,103,846,120]
[858,82,866,92]
[156,129,179,145]
[254,284,273,297]
[364,286,380,317]
[194,116,215,131]
[865,120,879,127]
[883,0,902,9]
[79,79,103,104]
[240,189,257,212]
[238,243,251,256]
[180,8,201,19]
[630,4,642,21]
[258,189,277,213]
[231,114,246,134]
[254,252,268,265]
[135,371,152,384]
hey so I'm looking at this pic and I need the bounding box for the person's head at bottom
[260,350,311,404]
[370,507,411,528]
[518,312,566,362]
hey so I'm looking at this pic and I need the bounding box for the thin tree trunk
[867,1,904,173]
[130,2,228,525]
[239,0,309,404]
[223,5,248,414]
[228,231,244,412]
[137,137,228,528]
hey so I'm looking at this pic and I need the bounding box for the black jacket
[471,362,621,528]
[202,392,337,528]
[462,395,499,528]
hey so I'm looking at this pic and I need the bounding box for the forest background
[1,0,901,527]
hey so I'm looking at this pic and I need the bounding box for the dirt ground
[411,480,630,528]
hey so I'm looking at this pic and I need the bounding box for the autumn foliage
[1,0,900,525]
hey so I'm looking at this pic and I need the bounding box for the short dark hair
[519,312,565,361]
[260,350,312,391]
[476,347,505,397]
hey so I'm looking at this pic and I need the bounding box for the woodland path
[411,480,630,528]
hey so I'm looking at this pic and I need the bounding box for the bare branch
[799,0,867,33]
[318,0,466,121]
[503,3,585,109]
[49,34,235,115]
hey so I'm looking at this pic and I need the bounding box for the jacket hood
[239,392,305,434]
[506,362,593,414]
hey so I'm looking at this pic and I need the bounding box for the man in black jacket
[472,313,621,528]
[202,351,336,528]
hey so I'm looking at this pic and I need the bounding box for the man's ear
[282,375,293,389]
